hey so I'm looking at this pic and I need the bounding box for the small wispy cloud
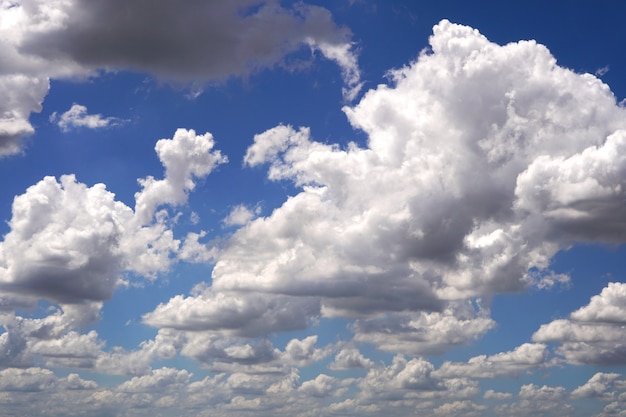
[595,65,610,77]
[50,103,125,132]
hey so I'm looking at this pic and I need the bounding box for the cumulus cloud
[172,18,626,352]
[571,372,621,400]
[143,285,319,338]
[350,302,495,355]
[0,128,225,372]
[116,367,191,393]
[484,390,513,400]
[0,74,49,156]
[351,354,480,411]
[434,343,549,379]
[0,174,133,304]
[0,367,96,392]
[3,16,626,416]
[533,282,626,365]
[134,128,227,224]
[0,0,361,155]
[223,204,261,227]
[49,103,124,132]
[0,128,224,306]
[496,384,573,417]
[328,346,374,370]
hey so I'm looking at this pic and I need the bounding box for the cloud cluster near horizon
[1,11,626,417]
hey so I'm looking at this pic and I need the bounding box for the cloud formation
[147,19,626,359]
[2,14,626,417]
[0,128,226,373]
[533,282,626,365]
[0,127,225,306]
[49,103,124,132]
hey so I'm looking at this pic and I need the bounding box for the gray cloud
[20,0,351,81]
[0,128,224,306]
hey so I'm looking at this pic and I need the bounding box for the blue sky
[1,1,626,416]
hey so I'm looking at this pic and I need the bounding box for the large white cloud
[0,128,226,374]
[144,19,626,356]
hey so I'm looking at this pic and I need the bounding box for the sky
[1,1,626,416]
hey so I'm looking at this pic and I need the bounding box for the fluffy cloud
[0,128,226,374]
[0,0,361,155]
[349,354,480,413]
[0,367,97,392]
[496,384,573,417]
[350,302,495,355]
[434,343,549,378]
[145,20,626,357]
[0,128,223,306]
[0,74,49,156]
[223,204,261,227]
[328,346,374,370]
[143,286,320,338]
[49,103,124,132]
[134,128,227,224]
[117,367,191,393]
[571,372,621,400]
[533,282,626,365]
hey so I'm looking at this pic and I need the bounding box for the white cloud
[0,127,226,308]
[571,372,620,400]
[50,103,123,132]
[223,204,260,227]
[434,343,549,379]
[484,390,513,400]
[0,0,361,155]
[298,374,337,398]
[308,38,363,101]
[533,283,626,365]
[328,346,374,370]
[434,400,486,417]
[143,285,320,338]
[0,74,49,156]
[0,367,95,392]
[353,354,480,411]
[134,128,227,224]
[29,330,104,369]
[116,367,191,393]
[570,282,626,323]
[495,384,573,417]
[0,128,227,375]
[152,18,626,355]
[350,302,495,355]
[0,1,88,156]
[0,175,132,304]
